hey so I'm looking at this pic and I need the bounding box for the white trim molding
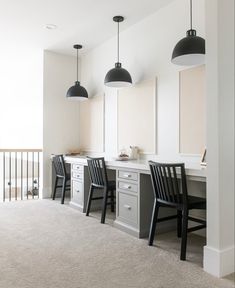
[204,245,235,277]
[117,77,158,155]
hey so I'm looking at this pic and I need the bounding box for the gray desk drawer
[118,170,138,181]
[118,192,138,225]
[118,181,138,193]
[72,171,83,181]
[72,180,83,204]
[72,163,83,171]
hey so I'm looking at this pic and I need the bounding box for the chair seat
[188,195,206,209]
[158,195,206,210]
[92,180,116,190]
[57,173,70,180]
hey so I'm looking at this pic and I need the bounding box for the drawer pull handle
[124,204,131,210]
[76,190,80,193]
[123,174,131,178]
[124,185,131,189]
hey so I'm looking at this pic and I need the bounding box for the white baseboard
[114,220,140,238]
[204,245,235,277]
[69,201,84,212]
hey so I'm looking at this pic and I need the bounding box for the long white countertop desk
[63,155,206,238]
[64,155,206,182]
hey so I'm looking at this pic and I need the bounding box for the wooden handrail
[0,149,42,152]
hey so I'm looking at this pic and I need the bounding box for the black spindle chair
[86,157,116,224]
[148,161,206,261]
[52,155,70,204]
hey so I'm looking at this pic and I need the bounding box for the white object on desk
[129,146,139,160]
[115,156,129,161]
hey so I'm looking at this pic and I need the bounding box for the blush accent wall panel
[179,65,206,155]
[117,79,157,154]
[79,94,104,152]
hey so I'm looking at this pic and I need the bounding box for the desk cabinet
[116,169,139,229]
[114,168,154,238]
[118,192,138,226]
[70,163,90,212]
[72,179,83,206]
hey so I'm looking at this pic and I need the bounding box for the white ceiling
[0,0,175,55]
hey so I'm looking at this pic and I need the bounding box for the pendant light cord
[190,0,193,30]
[76,48,79,82]
[117,21,119,63]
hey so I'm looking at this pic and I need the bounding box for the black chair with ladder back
[52,155,70,204]
[148,161,206,261]
[86,157,116,224]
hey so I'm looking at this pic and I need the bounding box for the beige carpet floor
[0,199,234,288]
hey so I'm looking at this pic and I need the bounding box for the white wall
[43,51,80,197]
[0,46,43,148]
[81,0,205,158]
[204,0,235,277]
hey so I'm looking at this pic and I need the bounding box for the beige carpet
[0,200,234,288]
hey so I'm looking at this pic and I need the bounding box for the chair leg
[52,177,58,200]
[110,189,115,212]
[101,187,108,224]
[61,178,66,204]
[177,210,182,238]
[180,208,189,260]
[148,199,159,246]
[86,186,94,216]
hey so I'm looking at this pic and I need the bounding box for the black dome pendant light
[66,44,88,100]
[171,0,205,66]
[104,16,132,88]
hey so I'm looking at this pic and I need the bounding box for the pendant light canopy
[66,44,88,100]
[104,16,132,88]
[171,0,205,66]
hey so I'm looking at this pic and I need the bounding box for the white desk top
[64,155,206,182]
